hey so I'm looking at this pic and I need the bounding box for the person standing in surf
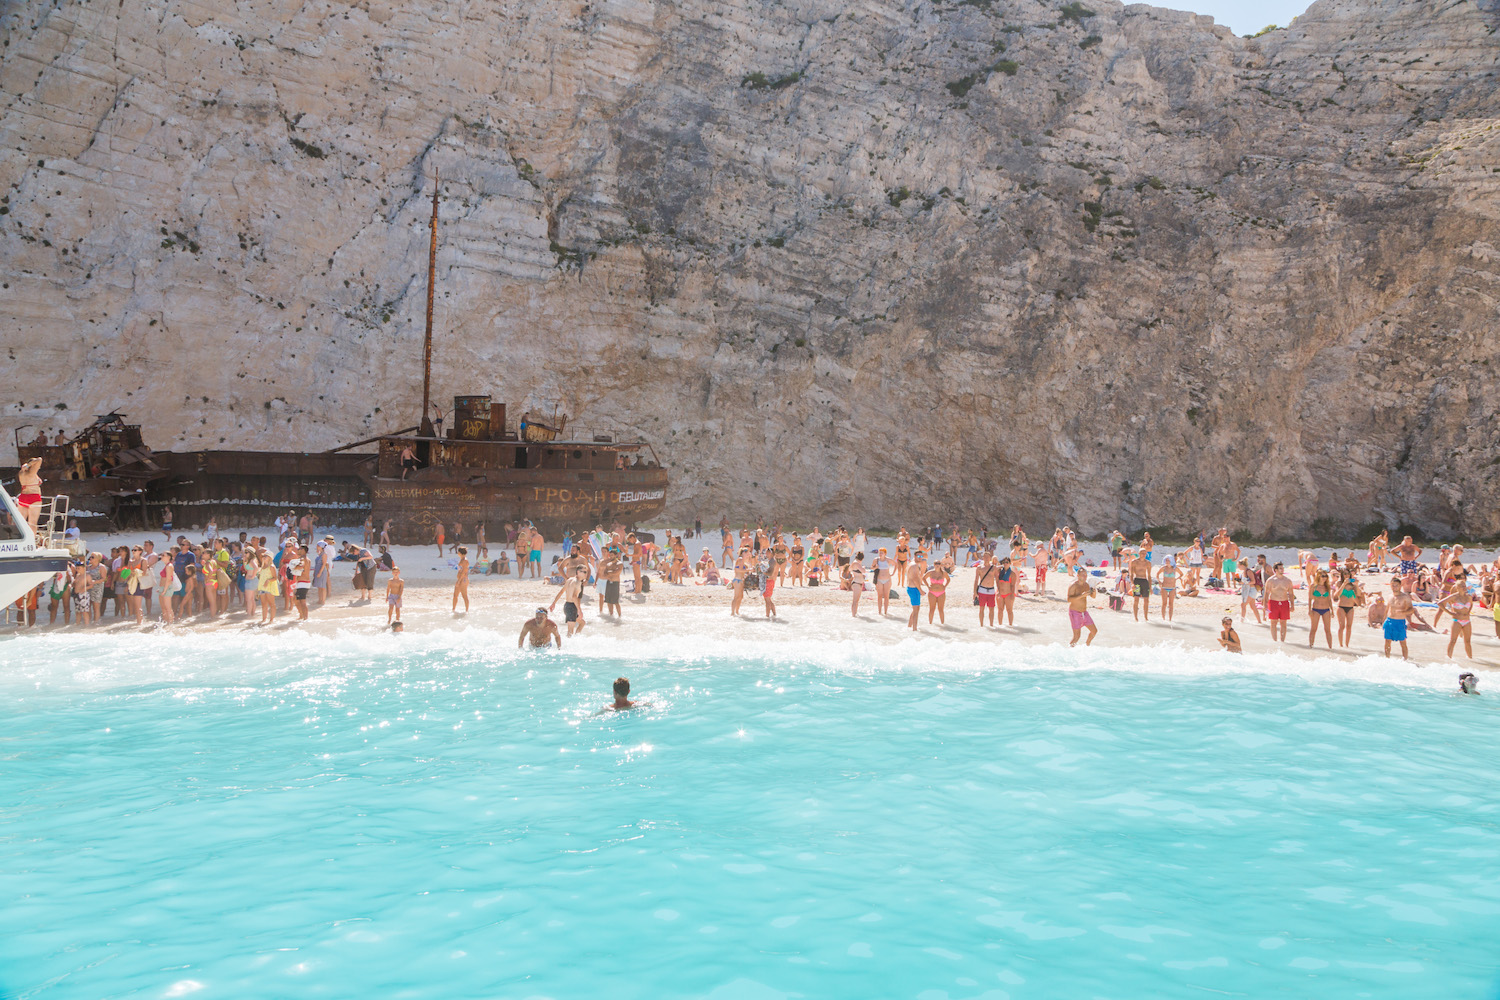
[849,552,868,617]
[904,561,924,631]
[1264,563,1294,642]
[1129,550,1152,622]
[1067,568,1098,647]
[551,565,588,636]
[974,552,999,627]
[925,559,949,625]
[1382,577,1414,659]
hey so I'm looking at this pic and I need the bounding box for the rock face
[2,0,1498,536]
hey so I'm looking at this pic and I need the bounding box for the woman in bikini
[156,554,177,625]
[789,535,805,586]
[894,532,910,592]
[772,535,789,585]
[16,457,44,533]
[1442,578,1475,660]
[872,547,894,615]
[1155,556,1179,622]
[1307,570,1334,649]
[849,553,868,617]
[191,549,212,618]
[925,561,950,625]
[730,551,748,616]
[257,549,280,625]
[1334,569,1364,648]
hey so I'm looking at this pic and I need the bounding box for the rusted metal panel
[153,451,369,479]
[453,395,491,440]
[368,467,668,542]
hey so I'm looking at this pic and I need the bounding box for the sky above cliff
[1176,0,1312,35]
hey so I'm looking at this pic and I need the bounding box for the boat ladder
[34,494,70,549]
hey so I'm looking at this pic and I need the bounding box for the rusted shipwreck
[5,177,668,538]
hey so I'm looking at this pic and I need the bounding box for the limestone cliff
[2,0,1498,536]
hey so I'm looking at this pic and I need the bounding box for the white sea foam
[0,621,1470,697]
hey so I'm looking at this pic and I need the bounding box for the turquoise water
[2,632,1498,999]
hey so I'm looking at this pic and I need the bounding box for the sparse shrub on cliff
[946,58,1016,98]
[887,186,912,207]
[550,240,592,268]
[159,229,201,254]
[1082,201,1103,232]
[742,70,802,90]
[1058,2,1095,23]
[289,137,324,159]
[1079,34,1101,49]
[946,73,981,98]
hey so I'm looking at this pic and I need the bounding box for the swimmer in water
[604,676,650,711]
[518,607,562,648]
[1218,616,1242,653]
[1458,672,1479,695]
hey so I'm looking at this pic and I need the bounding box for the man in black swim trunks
[1128,551,1152,622]
[598,546,624,619]
[550,566,588,636]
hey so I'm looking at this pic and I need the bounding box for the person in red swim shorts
[1263,562,1295,642]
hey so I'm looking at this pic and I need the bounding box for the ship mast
[420,174,439,436]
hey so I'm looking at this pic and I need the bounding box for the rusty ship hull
[9,415,371,530]
[362,433,667,544]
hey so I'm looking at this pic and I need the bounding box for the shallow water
[2,631,1498,999]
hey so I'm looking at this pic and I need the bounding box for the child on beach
[386,567,404,625]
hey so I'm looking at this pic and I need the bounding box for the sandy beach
[18,527,1497,681]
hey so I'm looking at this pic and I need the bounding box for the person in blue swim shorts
[905,561,925,632]
[1382,578,1414,660]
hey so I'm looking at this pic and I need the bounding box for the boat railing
[34,494,70,549]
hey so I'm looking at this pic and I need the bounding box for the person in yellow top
[257,549,280,625]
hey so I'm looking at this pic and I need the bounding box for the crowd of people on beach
[7,502,1497,667]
